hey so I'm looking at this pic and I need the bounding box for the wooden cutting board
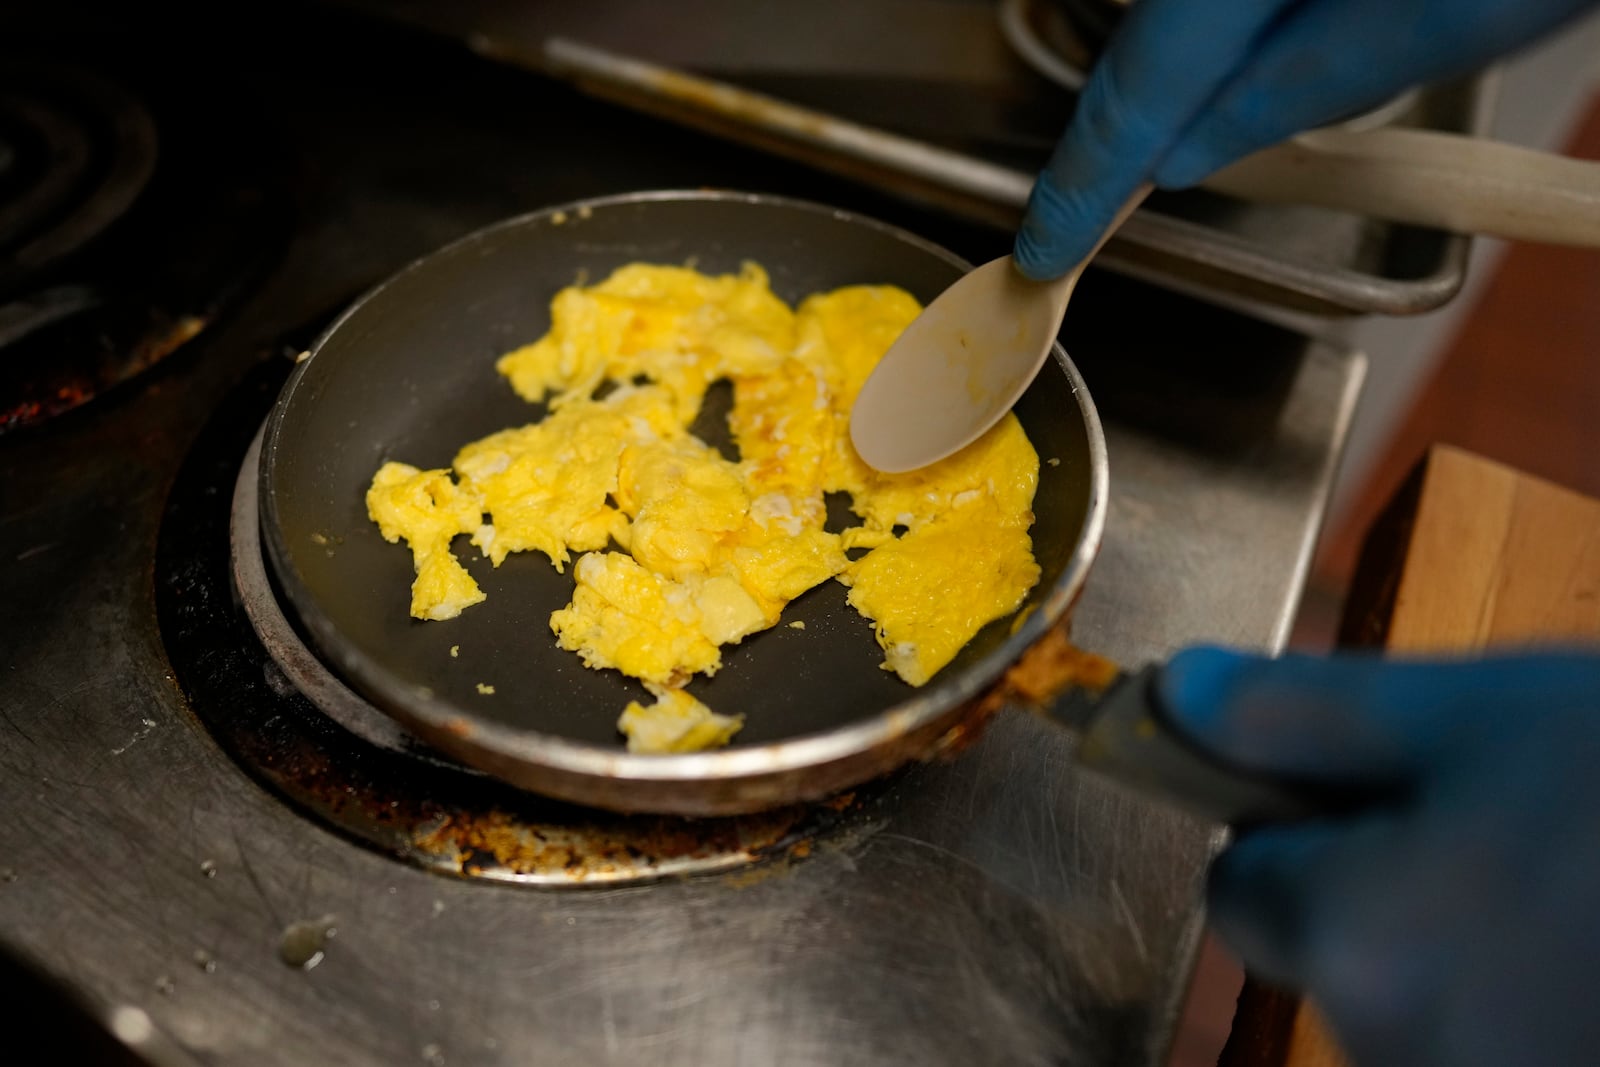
[1217,444,1600,1067]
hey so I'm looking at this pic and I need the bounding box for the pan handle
[1205,126,1600,249]
[1054,664,1376,827]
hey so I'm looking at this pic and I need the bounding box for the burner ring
[0,62,158,292]
[0,93,93,247]
[0,52,286,437]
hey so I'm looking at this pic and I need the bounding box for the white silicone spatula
[849,186,1150,473]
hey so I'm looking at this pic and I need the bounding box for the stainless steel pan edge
[258,189,1109,816]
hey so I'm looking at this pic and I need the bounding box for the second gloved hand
[1014,0,1599,278]
[1159,647,1600,1067]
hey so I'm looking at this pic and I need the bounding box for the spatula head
[849,255,1071,473]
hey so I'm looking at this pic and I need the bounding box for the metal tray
[328,0,1494,316]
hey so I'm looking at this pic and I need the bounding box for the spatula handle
[1044,183,1155,297]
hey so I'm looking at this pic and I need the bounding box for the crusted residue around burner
[408,804,819,885]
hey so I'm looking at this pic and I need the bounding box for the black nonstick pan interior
[261,191,1102,776]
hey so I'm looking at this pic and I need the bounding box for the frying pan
[261,190,1343,822]
[261,189,1102,814]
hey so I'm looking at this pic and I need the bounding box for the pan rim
[259,188,1108,790]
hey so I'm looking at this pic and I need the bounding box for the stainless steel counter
[0,8,1364,1065]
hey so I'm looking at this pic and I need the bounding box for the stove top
[0,4,1362,1064]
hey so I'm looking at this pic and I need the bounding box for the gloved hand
[1159,646,1600,1067]
[1014,0,1600,278]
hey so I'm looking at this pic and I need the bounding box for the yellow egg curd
[366,262,1040,752]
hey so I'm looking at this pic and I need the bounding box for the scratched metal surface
[0,7,1363,1066]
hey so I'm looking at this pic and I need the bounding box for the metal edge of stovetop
[325,0,1500,317]
[537,57,1498,318]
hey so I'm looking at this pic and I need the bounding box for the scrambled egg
[366,263,1040,752]
[366,463,485,620]
[618,685,744,754]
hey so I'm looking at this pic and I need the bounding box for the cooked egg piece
[614,433,847,622]
[551,552,721,684]
[549,552,767,684]
[841,413,1039,536]
[729,356,832,516]
[454,384,680,571]
[793,279,1043,686]
[834,416,1041,685]
[618,684,743,754]
[793,285,924,409]
[615,435,751,583]
[728,527,848,619]
[365,462,485,620]
[842,516,1040,686]
[496,262,795,421]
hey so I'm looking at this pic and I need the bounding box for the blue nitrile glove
[1160,646,1600,1067]
[1014,0,1600,278]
